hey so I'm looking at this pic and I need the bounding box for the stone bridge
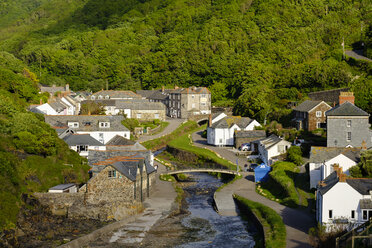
[161,168,241,176]
[188,114,210,125]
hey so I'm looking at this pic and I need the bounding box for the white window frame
[91,96,95,100]
[192,103,195,109]
[316,111,322,117]
[201,94,206,98]
[329,210,333,219]
[99,122,110,128]
[105,95,110,99]
[201,102,206,106]
[347,120,351,127]
[154,114,159,119]
[98,95,103,100]
[137,113,142,118]
[108,169,116,178]
[192,94,195,99]
[316,122,321,129]
[347,132,351,142]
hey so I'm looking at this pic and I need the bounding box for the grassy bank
[141,121,198,151]
[256,161,314,208]
[234,195,286,248]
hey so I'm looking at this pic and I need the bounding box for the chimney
[65,84,69,92]
[162,85,165,93]
[361,140,367,150]
[339,173,347,182]
[209,114,212,127]
[40,99,43,105]
[339,92,354,105]
[174,85,179,90]
[88,110,91,116]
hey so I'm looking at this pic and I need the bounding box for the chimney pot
[339,92,354,105]
[209,114,212,127]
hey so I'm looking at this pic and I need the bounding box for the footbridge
[162,168,240,176]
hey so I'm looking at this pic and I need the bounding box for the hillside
[0,55,90,232]
[0,0,371,122]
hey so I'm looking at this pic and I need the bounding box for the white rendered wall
[323,154,357,179]
[310,163,322,189]
[61,97,75,115]
[36,103,58,115]
[212,113,227,124]
[76,131,130,144]
[244,120,261,131]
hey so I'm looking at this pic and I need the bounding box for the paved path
[192,130,315,248]
[345,50,372,62]
[86,162,177,247]
[138,118,185,143]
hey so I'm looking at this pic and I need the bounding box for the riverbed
[89,173,257,247]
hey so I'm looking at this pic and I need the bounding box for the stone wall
[132,109,166,121]
[307,103,332,131]
[308,88,349,105]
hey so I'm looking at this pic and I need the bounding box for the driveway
[192,130,316,248]
[138,118,185,143]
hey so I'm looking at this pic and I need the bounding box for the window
[351,210,355,219]
[77,145,88,152]
[329,210,333,219]
[68,122,79,128]
[316,111,322,117]
[137,113,142,118]
[192,103,195,109]
[347,120,351,127]
[155,114,159,119]
[91,96,95,100]
[98,95,103,99]
[99,122,110,128]
[201,94,206,98]
[316,122,321,129]
[219,138,223,144]
[192,94,195,99]
[178,102,180,108]
[201,102,206,106]
[99,133,104,143]
[363,210,368,220]
[178,94,180,100]
[347,132,351,142]
[105,95,110,99]
[84,121,92,126]
[108,170,116,178]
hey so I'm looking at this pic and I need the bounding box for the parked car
[240,143,250,151]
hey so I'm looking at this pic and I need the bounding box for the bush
[287,146,303,166]
[349,165,363,178]
[122,118,140,132]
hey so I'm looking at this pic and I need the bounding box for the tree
[80,101,106,115]
[286,146,303,166]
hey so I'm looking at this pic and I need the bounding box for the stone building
[308,88,350,106]
[86,157,156,203]
[137,86,211,118]
[292,100,332,131]
[326,101,372,148]
[234,130,266,149]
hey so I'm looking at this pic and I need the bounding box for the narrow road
[192,130,316,248]
[345,50,372,62]
[138,118,185,143]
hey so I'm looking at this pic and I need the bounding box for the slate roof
[235,130,266,138]
[257,134,291,149]
[49,100,67,112]
[326,102,369,116]
[80,99,116,106]
[106,135,136,146]
[360,199,372,209]
[293,100,324,112]
[309,147,361,163]
[318,171,339,195]
[91,90,142,99]
[63,134,104,146]
[88,150,152,168]
[40,85,67,94]
[45,115,129,132]
[111,160,142,181]
[210,116,253,129]
[116,100,165,110]
[49,183,76,190]
[346,178,372,195]
[137,90,169,100]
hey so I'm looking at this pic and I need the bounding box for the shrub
[122,118,140,132]
[349,165,363,178]
[287,146,303,166]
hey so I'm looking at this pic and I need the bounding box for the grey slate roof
[211,116,253,129]
[318,171,339,195]
[63,134,104,146]
[49,183,76,190]
[106,135,136,146]
[111,160,142,181]
[88,150,152,167]
[360,199,372,209]
[40,85,67,94]
[326,102,369,116]
[293,100,323,112]
[235,130,266,138]
[45,115,129,132]
[116,100,165,110]
[91,90,142,99]
[346,178,372,195]
[309,147,361,163]
[49,100,67,112]
[80,99,116,106]
[257,134,290,149]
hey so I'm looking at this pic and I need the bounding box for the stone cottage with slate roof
[63,133,106,157]
[293,100,331,131]
[90,90,142,100]
[207,116,261,146]
[39,84,70,96]
[137,86,211,118]
[309,147,361,189]
[86,157,156,203]
[234,130,266,149]
[45,115,130,144]
[326,101,372,148]
[115,99,166,121]
[316,167,372,231]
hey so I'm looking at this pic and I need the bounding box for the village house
[115,100,166,121]
[48,183,78,193]
[45,115,130,144]
[86,156,156,203]
[251,134,291,165]
[207,116,261,146]
[39,83,70,96]
[326,94,372,148]
[30,95,80,115]
[89,90,142,100]
[316,167,372,231]
[292,100,332,131]
[308,88,350,106]
[63,133,106,157]
[234,130,266,149]
[308,147,361,189]
[137,86,211,118]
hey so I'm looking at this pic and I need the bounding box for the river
[89,172,257,247]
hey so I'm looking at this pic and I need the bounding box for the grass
[167,125,238,171]
[256,161,314,208]
[147,121,169,135]
[141,121,199,151]
[234,195,286,248]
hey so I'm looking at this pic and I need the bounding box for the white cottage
[251,134,291,165]
[207,116,261,146]
[316,168,372,231]
[63,133,106,157]
[309,147,361,189]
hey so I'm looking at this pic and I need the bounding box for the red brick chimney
[339,92,354,105]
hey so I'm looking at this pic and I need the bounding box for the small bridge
[188,114,210,125]
[162,168,241,176]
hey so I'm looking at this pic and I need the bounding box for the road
[345,50,372,62]
[192,130,315,248]
[138,118,185,143]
